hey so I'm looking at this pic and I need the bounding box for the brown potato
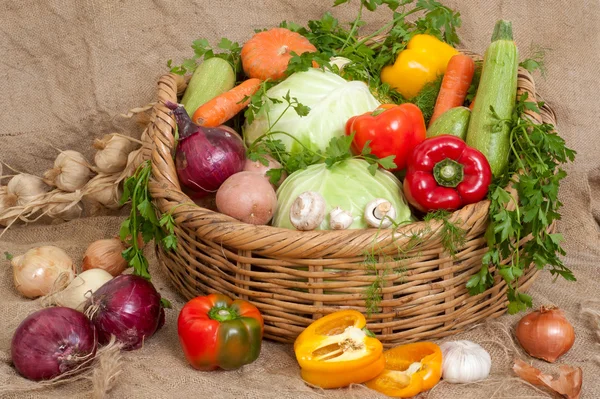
[242,154,287,188]
[216,171,278,225]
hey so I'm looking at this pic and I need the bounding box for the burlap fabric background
[1,0,599,398]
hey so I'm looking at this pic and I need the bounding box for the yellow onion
[12,246,75,299]
[82,238,128,276]
[515,305,575,363]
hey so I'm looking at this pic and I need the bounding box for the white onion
[55,269,113,310]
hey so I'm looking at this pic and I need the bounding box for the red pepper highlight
[345,103,427,172]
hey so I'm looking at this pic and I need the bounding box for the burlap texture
[1,0,599,398]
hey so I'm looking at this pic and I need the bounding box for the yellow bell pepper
[381,34,459,99]
[294,310,385,389]
[365,341,443,398]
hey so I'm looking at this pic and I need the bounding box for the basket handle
[142,73,200,212]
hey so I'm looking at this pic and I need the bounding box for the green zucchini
[427,106,470,140]
[465,20,518,177]
[181,57,236,117]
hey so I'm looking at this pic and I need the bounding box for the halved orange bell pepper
[365,341,443,398]
[293,310,385,389]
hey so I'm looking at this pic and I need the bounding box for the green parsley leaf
[324,135,354,167]
[118,161,178,280]
[472,90,576,312]
[160,298,172,309]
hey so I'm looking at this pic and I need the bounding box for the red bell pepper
[345,103,427,171]
[177,293,264,371]
[403,134,492,212]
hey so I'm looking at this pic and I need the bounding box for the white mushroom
[329,207,353,230]
[289,191,326,231]
[329,56,352,72]
[364,198,396,228]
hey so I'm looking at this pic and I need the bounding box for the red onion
[84,274,162,351]
[165,101,246,198]
[11,307,97,381]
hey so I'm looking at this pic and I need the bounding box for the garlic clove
[329,207,353,230]
[289,191,326,231]
[440,340,491,384]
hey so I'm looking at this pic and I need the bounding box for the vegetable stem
[350,7,421,52]
[340,3,363,53]
[491,20,513,42]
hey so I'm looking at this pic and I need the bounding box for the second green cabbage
[273,159,413,230]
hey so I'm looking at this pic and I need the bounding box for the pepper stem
[433,158,464,187]
[208,306,239,322]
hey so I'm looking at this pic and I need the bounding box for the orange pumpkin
[241,28,317,81]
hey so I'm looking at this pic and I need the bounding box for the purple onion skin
[85,274,162,351]
[166,101,246,198]
[11,307,97,381]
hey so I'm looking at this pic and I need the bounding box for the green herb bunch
[119,160,177,280]
[467,93,576,313]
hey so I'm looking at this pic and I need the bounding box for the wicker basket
[143,52,557,346]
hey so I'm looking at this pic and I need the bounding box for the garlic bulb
[82,238,128,276]
[7,174,48,205]
[43,150,92,192]
[84,173,123,209]
[54,269,113,310]
[0,185,16,209]
[94,134,138,174]
[440,340,491,383]
[12,246,75,299]
[44,192,83,221]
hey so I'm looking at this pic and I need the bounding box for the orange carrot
[192,78,262,127]
[469,97,476,110]
[428,54,475,127]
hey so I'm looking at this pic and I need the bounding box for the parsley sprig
[119,160,177,279]
[467,93,576,313]
[281,0,460,86]
[167,37,242,76]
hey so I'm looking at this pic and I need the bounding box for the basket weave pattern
[144,55,557,346]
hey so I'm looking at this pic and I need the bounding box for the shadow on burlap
[0,0,599,398]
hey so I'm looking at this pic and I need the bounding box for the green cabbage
[243,68,380,154]
[273,159,413,230]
